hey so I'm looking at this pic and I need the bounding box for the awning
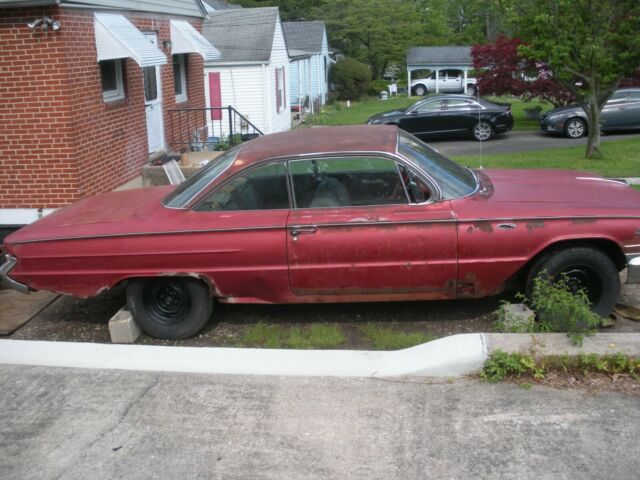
[170,20,221,62]
[94,13,167,68]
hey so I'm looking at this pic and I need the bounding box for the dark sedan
[540,88,640,138]
[366,95,513,141]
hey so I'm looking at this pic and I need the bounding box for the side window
[195,162,289,211]
[606,92,627,106]
[290,157,408,208]
[100,59,125,102]
[416,100,440,113]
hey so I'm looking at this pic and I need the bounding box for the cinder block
[497,303,536,333]
[109,307,141,344]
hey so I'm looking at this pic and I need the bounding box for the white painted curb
[0,333,488,378]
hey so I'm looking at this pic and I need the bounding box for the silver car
[540,88,640,138]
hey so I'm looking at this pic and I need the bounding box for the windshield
[398,131,477,199]
[163,145,242,208]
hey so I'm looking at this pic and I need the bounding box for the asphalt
[1,364,639,480]
[429,130,640,157]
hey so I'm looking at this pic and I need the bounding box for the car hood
[456,169,640,219]
[5,186,175,244]
[542,104,583,118]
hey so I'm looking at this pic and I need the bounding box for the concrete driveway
[429,130,640,157]
[1,365,638,480]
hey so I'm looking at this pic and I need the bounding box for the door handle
[290,226,317,237]
[497,223,517,230]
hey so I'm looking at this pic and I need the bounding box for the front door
[286,156,458,299]
[143,32,164,154]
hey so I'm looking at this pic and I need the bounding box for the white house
[201,7,291,136]
[282,21,331,112]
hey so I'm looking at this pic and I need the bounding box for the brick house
[0,0,219,235]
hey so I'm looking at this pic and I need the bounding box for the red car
[2,126,639,339]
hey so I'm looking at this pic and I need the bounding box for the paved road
[429,130,640,157]
[1,365,638,480]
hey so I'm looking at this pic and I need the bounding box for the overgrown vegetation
[359,323,435,350]
[482,349,640,383]
[238,322,346,349]
[494,275,602,346]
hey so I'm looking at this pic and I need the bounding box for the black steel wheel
[564,117,586,138]
[525,246,619,316]
[127,277,213,339]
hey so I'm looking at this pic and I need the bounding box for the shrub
[368,79,389,97]
[330,57,371,100]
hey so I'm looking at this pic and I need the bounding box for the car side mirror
[409,110,418,116]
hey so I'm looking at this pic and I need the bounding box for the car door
[286,155,458,299]
[398,99,445,136]
[625,90,640,128]
[433,98,478,133]
[186,161,292,303]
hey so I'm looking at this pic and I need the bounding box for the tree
[315,0,424,79]
[472,36,575,106]
[516,0,640,157]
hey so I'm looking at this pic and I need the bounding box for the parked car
[366,95,513,141]
[540,88,640,138]
[411,69,477,96]
[2,126,639,339]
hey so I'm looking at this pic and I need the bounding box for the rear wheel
[126,277,213,339]
[564,117,586,138]
[467,85,478,96]
[525,247,619,316]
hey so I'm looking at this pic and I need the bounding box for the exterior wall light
[27,16,61,31]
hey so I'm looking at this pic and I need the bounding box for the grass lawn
[455,137,640,178]
[633,185,640,191]
[303,94,552,131]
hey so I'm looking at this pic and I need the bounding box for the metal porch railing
[167,106,264,151]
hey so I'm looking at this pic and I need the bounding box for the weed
[359,323,434,350]
[481,350,545,382]
[240,322,285,348]
[286,324,346,349]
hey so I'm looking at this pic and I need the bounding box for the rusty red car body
[2,126,639,339]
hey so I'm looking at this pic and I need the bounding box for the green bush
[330,57,371,100]
[368,79,389,97]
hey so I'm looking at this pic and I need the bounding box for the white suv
[411,69,477,96]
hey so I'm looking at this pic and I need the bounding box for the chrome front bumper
[628,254,640,284]
[0,254,29,294]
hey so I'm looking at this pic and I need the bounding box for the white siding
[267,15,291,134]
[204,64,266,138]
[308,32,330,107]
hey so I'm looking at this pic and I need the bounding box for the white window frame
[174,54,188,103]
[100,59,125,102]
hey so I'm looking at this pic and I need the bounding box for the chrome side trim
[0,254,29,294]
[627,254,640,284]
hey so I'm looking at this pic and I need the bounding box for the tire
[467,85,478,96]
[126,277,214,339]
[472,120,493,141]
[525,247,620,317]
[564,117,586,138]
[413,84,427,96]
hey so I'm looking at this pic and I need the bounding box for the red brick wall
[0,6,206,209]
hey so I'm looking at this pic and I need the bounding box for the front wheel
[564,118,586,138]
[127,277,213,339]
[413,84,427,96]
[472,120,493,141]
[525,247,620,317]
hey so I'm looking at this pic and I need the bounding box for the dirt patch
[503,371,640,397]
[7,278,640,348]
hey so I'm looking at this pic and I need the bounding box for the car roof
[235,125,400,165]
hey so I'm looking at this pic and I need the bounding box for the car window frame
[283,152,441,210]
[191,159,293,213]
[409,99,442,114]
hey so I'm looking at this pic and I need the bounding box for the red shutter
[282,66,286,110]
[275,68,280,113]
[208,72,222,121]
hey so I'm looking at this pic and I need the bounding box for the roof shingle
[282,21,325,54]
